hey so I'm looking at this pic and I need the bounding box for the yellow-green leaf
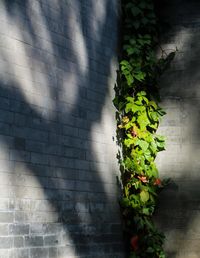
[140,190,149,203]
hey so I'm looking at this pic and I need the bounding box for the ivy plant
[114,0,175,257]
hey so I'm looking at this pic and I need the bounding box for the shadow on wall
[0,0,124,257]
[154,0,200,257]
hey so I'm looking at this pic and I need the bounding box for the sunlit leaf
[140,190,149,203]
[138,139,149,151]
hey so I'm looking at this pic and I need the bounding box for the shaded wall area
[0,1,125,258]
[155,0,200,257]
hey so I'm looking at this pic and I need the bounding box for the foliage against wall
[114,0,175,257]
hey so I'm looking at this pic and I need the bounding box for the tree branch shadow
[154,1,200,257]
[0,0,124,257]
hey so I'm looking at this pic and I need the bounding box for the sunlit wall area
[155,1,200,257]
[0,1,124,258]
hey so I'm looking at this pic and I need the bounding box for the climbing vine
[113,0,175,257]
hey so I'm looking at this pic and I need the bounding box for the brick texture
[0,0,124,257]
[155,0,200,257]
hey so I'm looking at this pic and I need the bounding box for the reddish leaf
[130,235,139,251]
[154,178,162,186]
[138,175,148,183]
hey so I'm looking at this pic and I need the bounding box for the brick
[9,224,29,235]
[48,156,74,168]
[31,152,49,165]
[14,113,26,127]
[75,180,90,192]
[0,250,9,258]
[10,101,31,115]
[53,167,76,180]
[0,198,9,211]
[12,127,48,142]
[9,198,30,211]
[12,249,29,258]
[9,150,30,162]
[29,211,59,223]
[0,237,13,249]
[26,140,45,153]
[49,178,75,190]
[30,248,48,258]
[0,212,14,223]
[13,137,26,150]
[59,201,74,213]
[0,186,10,198]
[0,122,11,135]
[63,125,78,137]
[75,202,89,213]
[48,247,58,258]
[14,212,28,223]
[0,97,10,110]
[44,223,63,235]
[74,160,90,170]
[77,170,92,181]
[89,202,105,213]
[57,246,76,258]
[25,236,43,247]
[14,236,24,248]
[33,200,56,212]
[0,224,8,235]
[45,145,62,155]
[0,110,14,124]
[44,234,61,246]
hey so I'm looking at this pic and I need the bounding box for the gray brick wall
[0,0,125,257]
[155,0,200,257]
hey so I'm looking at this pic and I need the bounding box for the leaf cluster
[114,0,175,257]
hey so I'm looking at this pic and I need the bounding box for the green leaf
[138,139,149,151]
[146,165,158,178]
[121,197,130,207]
[137,113,150,130]
[124,137,136,148]
[134,71,145,81]
[146,3,154,10]
[147,247,155,253]
[144,217,155,231]
[139,1,147,9]
[150,111,159,122]
[131,6,141,16]
[141,96,149,104]
[148,123,158,130]
[127,74,134,85]
[138,91,146,96]
[148,101,157,108]
[156,135,165,142]
[127,47,136,56]
[124,157,134,170]
[120,60,134,86]
[120,60,129,66]
[126,96,134,103]
[150,141,157,154]
[144,149,152,162]
[141,17,149,25]
[142,208,151,215]
[134,181,141,190]
[129,252,139,258]
[133,20,140,29]
[125,103,145,114]
[140,190,149,203]
[157,108,167,116]
[156,141,165,150]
